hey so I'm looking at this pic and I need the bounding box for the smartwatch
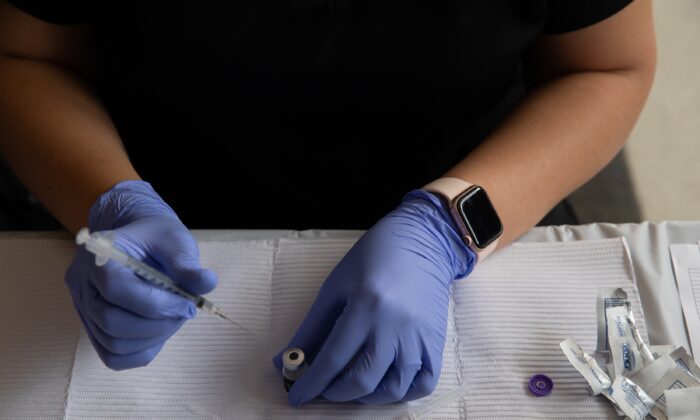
[423,177,503,260]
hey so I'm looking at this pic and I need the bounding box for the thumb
[154,242,218,296]
[168,255,218,296]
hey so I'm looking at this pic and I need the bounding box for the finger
[85,308,185,355]
[357,337,423,404]
[322,338,395,402]
[287,303,370,406]
[403,360,442,401]
[91,261,196,320]
[273,283,348,370]
[357,363,421,404]
[67,255,169,370]
[177,267,218,296]
[147,232,218,295]
[84,293,186,339]
[78,281,185,355]
[98,339,166,371]
[71,300,166,370]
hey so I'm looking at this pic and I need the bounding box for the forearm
[0,55,140,233]
[446,69,653,247]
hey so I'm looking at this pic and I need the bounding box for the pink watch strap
[423,177,474,200]
[423,177,499,261]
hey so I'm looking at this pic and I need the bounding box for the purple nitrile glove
[273,189,476,405]
[65,181,217,370]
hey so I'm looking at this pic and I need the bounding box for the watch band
[423,177,499,261]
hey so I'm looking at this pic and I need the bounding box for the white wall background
[625,0,700,221]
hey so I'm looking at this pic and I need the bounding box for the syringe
[76,228,253,335]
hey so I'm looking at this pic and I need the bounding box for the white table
[0,221,698,419]
[1,221,697,350]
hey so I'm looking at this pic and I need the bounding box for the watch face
[456,186,503,249]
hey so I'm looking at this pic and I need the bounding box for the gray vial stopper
[282,348,308,392]
[283,348,305,371]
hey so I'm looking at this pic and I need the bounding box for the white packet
[605,376,655,420]
[665,387,700,420]
[648,366,700,418]
[560,338,611,395]
[597,287,630,352]
[604,363,628,417]
[650,344,679,359]
[606,363,617,382]
[561,338,654,419]
[630,346,700,397]
[630,354,677,394]
[668,347,700,381]
[606,305,654,377]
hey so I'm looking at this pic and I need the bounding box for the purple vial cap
[528,374,553,396]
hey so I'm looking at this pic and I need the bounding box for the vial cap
[528,374,553,397]
[283,348,305,371]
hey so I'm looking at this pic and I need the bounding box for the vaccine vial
[282,348,308,392]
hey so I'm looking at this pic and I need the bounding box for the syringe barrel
[121,254,199,303]
[78,228,240,329]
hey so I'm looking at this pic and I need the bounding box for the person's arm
[0,1,217,371]
[0,0,140,233]
[275,0,656,407]
[445,0,656,246]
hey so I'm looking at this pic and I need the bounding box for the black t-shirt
[9,0,631,229]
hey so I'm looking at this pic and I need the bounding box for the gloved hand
[273,190,476,405]
[65,181,217,370]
